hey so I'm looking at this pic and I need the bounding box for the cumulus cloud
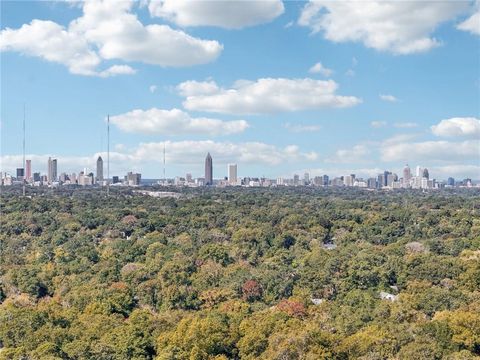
[148,0,284,29]
[430,165,480,179]
[149,85,157,93]
[110,108,249,136]
[370,121,387,128]
[1,140,318,175]
[298,1,469,54]
[326,144,371,164]
[283,123,322,133]
[0,0,222,76]
[176,80,220,97]
[457,5,480,36]
[178,78,361,115]
[431,117,480,138]
[381,139,479,162]
[309,62,333,76]
[379,94,398,102]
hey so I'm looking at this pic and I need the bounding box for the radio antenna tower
[107,114,110,197]
[163,142,166,185]
[22,104,26,197]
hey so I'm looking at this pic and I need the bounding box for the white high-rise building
[228,164,237,185]
[416,166,423,177]
[403,164,412,187]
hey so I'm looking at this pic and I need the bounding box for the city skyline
[4,153,475,187]
[1,1,479,179]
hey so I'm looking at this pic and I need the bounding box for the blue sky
[1,0,479,180]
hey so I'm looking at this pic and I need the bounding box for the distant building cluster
[1,156,141,187]
[1,154,477,190]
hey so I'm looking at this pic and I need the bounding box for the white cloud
[0,0,222,76]
[136,141,318,166]
[298,1,469,54]
[380,94,398,102]
[176,80,220,97]
[149,85,157,93]
[381,139,479,162]
[0,140,318,175]
[327,144,371,164]
[283,123,322,133]
[110,108,249,136]
[394,122,418,128]
[179,78,361,115]
[0,19,102,76]
[431,117,480,138]
[98,65,136,77]
[370,121,387,128]
[457,5,480,36]
[148,0,284,29]
[309,62,333,76]
[430,165,480,179]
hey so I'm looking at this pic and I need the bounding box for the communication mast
[107,114,110,197]
[22,104,26,197]
[163,142,166,185]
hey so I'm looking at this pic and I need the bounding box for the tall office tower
[344,175,354,187]
[47,157,53,183]
[293,174,300,186]
[228,164,237,185]
[383,170,391,187]
[386,173,396,187]
[422,168,429,179]
[377,174,384,188]
[186,173,192,183]
[47,157,57,183]
[304,172,310,184]
[367,178,377,189]
[25,160,31,181]
[403,164,411,186]
[205,153,213,185]
[447,177,455,186]
[96,156,104,182]
[16,168,24,178]
[416,166,423,177]
[322,174,329,186]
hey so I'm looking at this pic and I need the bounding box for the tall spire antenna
[163,142,166,185]
[107,114,110,197]
[22,104,26,197]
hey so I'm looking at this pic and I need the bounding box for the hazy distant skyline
[1,1,479,179]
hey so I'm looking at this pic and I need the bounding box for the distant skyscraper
[293,174,300,186]
[403,164,411,186]
[96,156,104,182]
[16,168,24,178]
[52,159,57,181]
[48,157,58,182]
[205,153,213,185]
[422,168,429,179]
[47,157,53,183]
[186,173,192,183]
[447,177,455,186]
[228,164,237,185]
[377,174,384,188]
[383,171,391,187]
[304,172,310,184]
[25,159,31,180]
[322,175,329,186]
[416,166,423,177]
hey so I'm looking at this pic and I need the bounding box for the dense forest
[0,187,479,359]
